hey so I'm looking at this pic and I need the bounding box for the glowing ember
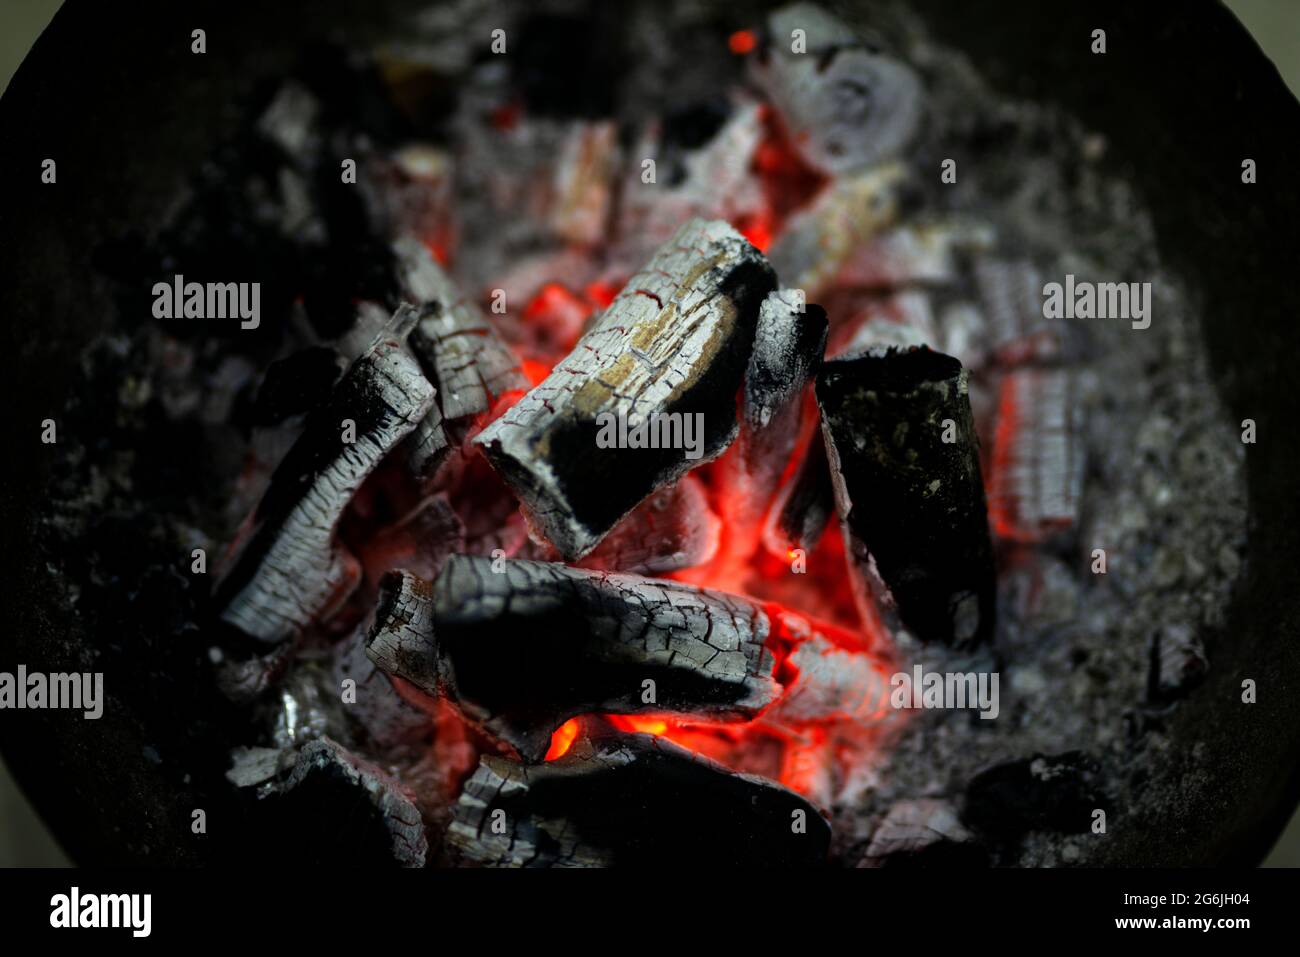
[546,718,582,760]
[728,29,758,55]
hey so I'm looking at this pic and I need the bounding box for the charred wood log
[367,557,780,761]
[215,320,435,642]
[817,346,996,648]
[721,291,828,546]
[475,218,776,559]
[367,557,895,761]
[449,727,830,867]
[614,100,767,266]
[392,235,527,462]
[364,569,440,701]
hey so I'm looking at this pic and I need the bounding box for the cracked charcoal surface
[474,217,776,559]
[369,556,782,762]
[214,325,435,642]
[394,235,528,426]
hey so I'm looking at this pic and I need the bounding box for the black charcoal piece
[817,346,996,648]
[449,727,830,867]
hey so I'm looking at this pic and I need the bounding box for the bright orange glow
[989,374,1021,540]
[734,212,773,253]
[520,358,552,386]
[546,718,581,760]
[606,715,669,735]
[728,29,757,55]
[524,282,585,321]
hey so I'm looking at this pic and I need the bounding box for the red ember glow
[728,29,758,55]
[546,718,582,760]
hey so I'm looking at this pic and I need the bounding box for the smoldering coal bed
[21,0,1252,868]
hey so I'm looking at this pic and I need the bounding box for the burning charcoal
[768,165,908,297]
[364,569,439,700]
[817,347,996,648]
[215,321,435,643]
[392,235,528,425]
[368,556,894,760]
[859,798,983,868]
[269,668,333,748]
[973,258,1060,366]
[356,493,465,584]
[367,557,781,762]
[276,738,428,867]
[333,300,397,365]
[763,613,895,726]
[720,291,828,545]
[256,80,321,164]
[989,369,1083,543]
[363,144,456,263]
[764,433,835,558]
[1149,622,1208,702]
[751,3,924,176]
[333,625,432,750]
[963,752,1106,836]
[475,218,776,560]
[574,476,720,575]
[448,728,830,867]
